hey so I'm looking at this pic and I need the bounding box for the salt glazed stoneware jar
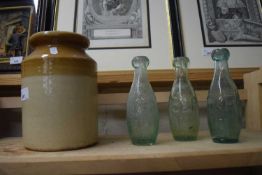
[21,31,98,151]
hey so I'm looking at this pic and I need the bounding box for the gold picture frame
[0,5,34,72]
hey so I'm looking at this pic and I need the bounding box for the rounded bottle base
[174,136,197,141]
[212,137,239,143]
[131,138,156,146]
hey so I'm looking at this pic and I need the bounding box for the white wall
[179,0,262,68]
[57,0,262,70]
[57,0,173,71]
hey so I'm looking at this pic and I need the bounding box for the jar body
[207,48,242,143]
[168,57,199,141]
[126,56,159,145]
[22,31,98,151]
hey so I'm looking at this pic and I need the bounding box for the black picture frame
[168,0,184,57]
[36,0,59,32]
[74,0,151,49]
[197,0,262,47]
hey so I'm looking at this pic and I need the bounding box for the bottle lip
[132,56,149,68]
[173,57,189,68]
[211,48,230,61]
[29,31,90,48]
[174,57,189,62]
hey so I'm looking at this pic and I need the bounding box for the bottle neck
[211,59,233,90]
[214,60,229,74]
[134,65,148,82]
[209,59,238,94]
[175,66,188,80]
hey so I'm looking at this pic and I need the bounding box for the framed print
[0,5,34,72]
[57,1,179,71]
[0,0,60,72]
[197,0,262,47]
[74,0,151,49]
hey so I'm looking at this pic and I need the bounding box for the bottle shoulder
[207,88,240,104]
[128,80,156,99]
[209,72,237,92]
[170,80,196,96]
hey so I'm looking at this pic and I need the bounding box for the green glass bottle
[168,57,200,141]
[207,48,242,143]
[126,56,159,145]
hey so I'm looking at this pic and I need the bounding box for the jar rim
[29,31,90,48]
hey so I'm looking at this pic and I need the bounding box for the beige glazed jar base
[22,75,97,151]
[22,31,98,151]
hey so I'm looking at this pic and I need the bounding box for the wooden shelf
[0,68,257,89]
[0,130,262,175]
[0,89,247,108]
[0,74,21,86]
